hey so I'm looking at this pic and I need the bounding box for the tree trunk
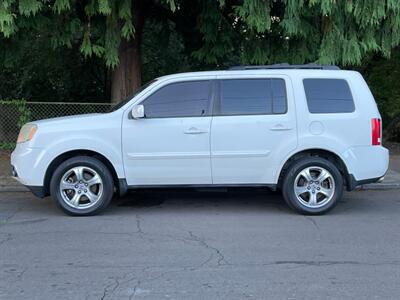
[111,39,142,103]
[111,8,145,103]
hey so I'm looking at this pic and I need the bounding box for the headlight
[17,124,37,144]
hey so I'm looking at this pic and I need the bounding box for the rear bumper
[346,174,385,191]
[342,146,389,182]
[27,185,47,198]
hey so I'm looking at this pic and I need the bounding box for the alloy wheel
[293,166,335,208]
[59,166,103,209]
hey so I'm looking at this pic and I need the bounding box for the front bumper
[11,144,47,186]
[11,143,50,198]
[11,163,47,198]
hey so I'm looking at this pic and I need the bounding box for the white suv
[11,64,389,216]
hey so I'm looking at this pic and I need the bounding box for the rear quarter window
[303,79,355,113]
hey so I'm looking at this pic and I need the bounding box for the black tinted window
[218,79,287,115]
[303,79,355,113]
[143,81,211,118]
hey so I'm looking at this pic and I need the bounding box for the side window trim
[140,79,214,119]
[212,79,221,116]
[213,78,288,117]
[207,80,215,117]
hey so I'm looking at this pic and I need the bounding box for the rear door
[210,75,297,184]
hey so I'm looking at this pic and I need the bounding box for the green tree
[0,31,109,102]
[194,0,400,66]
[0,0,177,103]
[362,48,400,142]
[1,0,400,103]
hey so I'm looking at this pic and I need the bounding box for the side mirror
[131,104,144,119]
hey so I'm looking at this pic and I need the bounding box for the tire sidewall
[282,157,343,215]
[50,156,114,216]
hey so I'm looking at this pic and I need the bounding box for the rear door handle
[184,127,208,134]
[269,123,291,131]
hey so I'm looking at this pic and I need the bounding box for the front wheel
[282,157,343,215]
[50,156,114,216]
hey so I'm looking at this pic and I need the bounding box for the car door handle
[184,127,208,134]
[269,124,291,131]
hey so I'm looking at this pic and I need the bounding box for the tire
[50,156,114,216]
[282,156,343,215]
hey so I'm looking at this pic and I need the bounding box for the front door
[122,80,213,185]
[210,76,297,184]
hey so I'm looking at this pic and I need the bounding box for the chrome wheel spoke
[295,185,308,196]
[299,169,313,182]
[73,166,84,182]
[86,190,99,203]
[317,169,330,183]
[319,187,333,197]
[70,193,81,207]
[86,174,101,186]
[309,192,318,206]
[60,180,76,190]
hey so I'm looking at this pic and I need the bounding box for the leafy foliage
[0,29,110,102]
[193,0,400,66]
[0,142,16,150]
[0,99,31,127]
[361,48,400,142]
[364,49,400,120]
[0,0,177,68]
[192,0,239,66]
[141,19,192,82]
[2,1,399,68]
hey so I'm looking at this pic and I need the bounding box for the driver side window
[142,80,212,118]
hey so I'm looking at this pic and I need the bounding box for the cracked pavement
[1,188,400,299]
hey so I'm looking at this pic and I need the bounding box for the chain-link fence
[0,101,114,147]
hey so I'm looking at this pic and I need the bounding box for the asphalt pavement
[1,188,400,299]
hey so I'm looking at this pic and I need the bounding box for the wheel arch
[43,149,120,197]
[277,148,351,190]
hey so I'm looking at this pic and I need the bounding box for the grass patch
[0,142,16,151]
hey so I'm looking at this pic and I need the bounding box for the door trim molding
[127,152,210,160]
[211,150,271,158]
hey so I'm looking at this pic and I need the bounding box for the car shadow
[110,188,389,216]
[112,187,292,214]
[10,189,389,217]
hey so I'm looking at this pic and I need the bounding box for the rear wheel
[50,156,114,216]
[282,157,343,215]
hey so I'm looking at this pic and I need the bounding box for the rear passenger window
[143,81,211,118]
[303,79,355,113]
[218,79,287,116]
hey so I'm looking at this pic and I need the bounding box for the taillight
[372,118,381,146]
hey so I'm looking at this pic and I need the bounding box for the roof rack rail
[229,63,340,70]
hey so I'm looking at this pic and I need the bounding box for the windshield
[109,79,158,112]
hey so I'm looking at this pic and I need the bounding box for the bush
[0,142,15,150]
[0,99,31,146]
[363,49,400,142]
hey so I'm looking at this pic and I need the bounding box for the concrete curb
[0,185,29,192]
[0,176,30,193]
[359,170,400,190]
[359,183,400,190]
